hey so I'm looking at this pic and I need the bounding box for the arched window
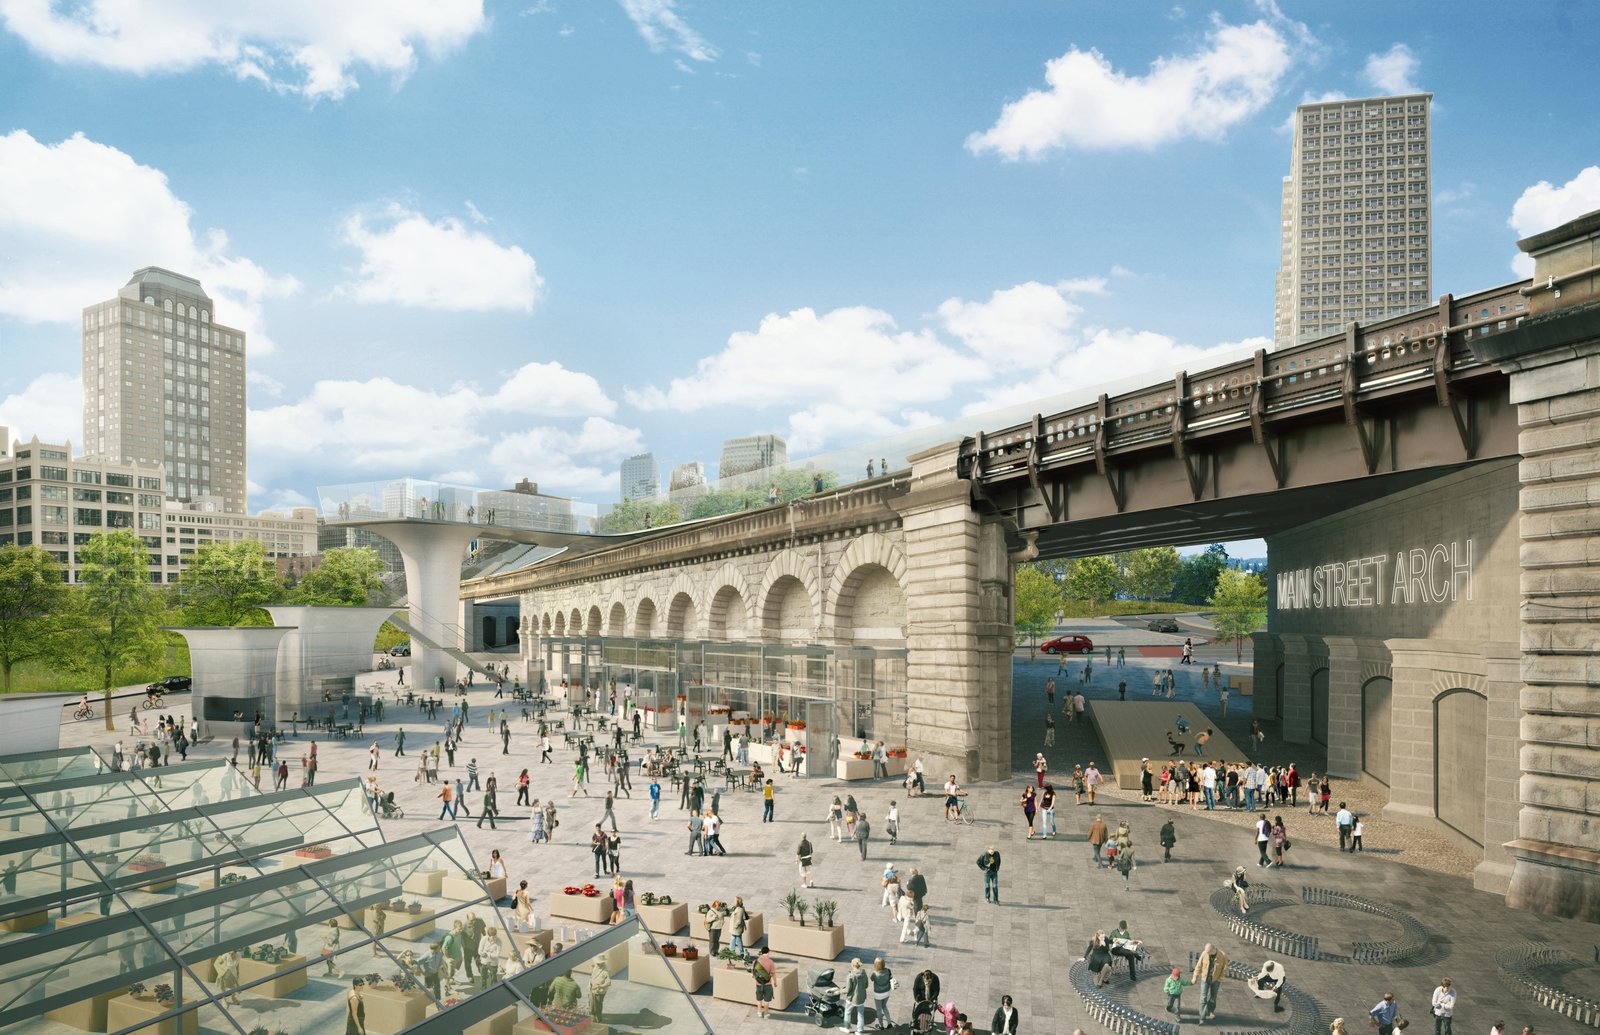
[163,299,173,313]
[200,310,209,323]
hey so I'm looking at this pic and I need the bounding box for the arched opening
[505,616,518,644]
[541,613,552,636]
[762,575,814,643]
[707,585,748,641]
[634,599,657,639]
[666,592,697,640]
[608,602,627,637]
[586,606,603,638]
[834,564,906,645]
[1361,675,1393,787]
[569,609,582,636]
[553,612,566,636]
[1310,667,1329,747]
[1434,688,1488,846]
[1273,662,1284,723]
[481,615,498,648]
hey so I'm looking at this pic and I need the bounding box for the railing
[963,281,1529,483]
[1495,944,1600,1028]
[1207,885,1320,960]
[1299,887,1428,965]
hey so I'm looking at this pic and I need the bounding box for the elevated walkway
[1086,700,1250,789]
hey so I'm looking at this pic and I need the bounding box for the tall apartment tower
[619,452,659,501]
[717,434,788,485]
[1273,93,1433,348]
[82,268,248,511]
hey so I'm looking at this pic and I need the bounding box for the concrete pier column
[1321,636,1390,781]
[895,443,1014,783]
[266,606,400,720]
[363,521,478,694]
[1466,208,1600,919]
[1276,633,1325,746]
[1249,631,1284,732]
[166,626,293,741]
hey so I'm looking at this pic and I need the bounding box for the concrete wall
[0,694,70,755]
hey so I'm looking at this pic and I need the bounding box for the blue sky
[3,1,1599,532]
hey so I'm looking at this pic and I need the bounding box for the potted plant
[783,889,802,921]
[661,942,678,958]
[127,982,147,999]
[640,891,657,907]
[815,900,838,928]
[393,973,419,993]
[795,899,810,927]
[682,946,700,961]
[152,984,174,1006]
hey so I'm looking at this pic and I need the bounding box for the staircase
[388,608,505,680]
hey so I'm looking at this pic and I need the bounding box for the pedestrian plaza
[10,644,1600,1035]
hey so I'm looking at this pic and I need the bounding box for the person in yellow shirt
[762,779,776,822]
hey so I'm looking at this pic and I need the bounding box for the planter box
[402,868,445,895]
[238,953,307,997]
[784,726,806,744]
[885,756,908,776]
[511,1017,609,1035]
[835,758,874,781]
[549,892,612,925]
[691,911,763,948]
[570,939,627,978]
[628,942,709,992]
[1,911,45,933]
[294,847,334,861]
[766,918,845,960]
[712,964,798,1008]
[105,995,198,1035]
[441,874,505,902]
[365,985,432,1035]
[635,901,688,936]
[55,912,102,930]
[44,984,127,1031]
[464,1005,519,1035]
[519,929,554,957]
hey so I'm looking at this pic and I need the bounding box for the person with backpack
[977,846,1001,904]
[751,948,777,1021]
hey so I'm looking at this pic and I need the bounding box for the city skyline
[3,3,1600,516]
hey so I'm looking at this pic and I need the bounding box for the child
[1350,818,1364,852]
[1164,967,1193,1016]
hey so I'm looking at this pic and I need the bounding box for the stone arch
[1361,674,1394,788]
[568,608,582,635]
[607,601,627,637]
[825,533,909,644]
[540,612,552,635]
[704,562,752,641]
[553,611,566,636]
[1310,667,1330,747]
[586,605,603,638]
[757,550,822,642]
[666,591,698,639]
[1433,687,1488,846]
[633,597,658,639]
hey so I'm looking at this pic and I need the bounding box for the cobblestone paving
[55,658,1600,1035]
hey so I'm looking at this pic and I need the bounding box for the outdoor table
[724,769,748,791]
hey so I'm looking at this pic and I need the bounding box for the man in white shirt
[1084,763,1102,805]
[1430,978,1456,1035]
[1201,765,1218,810]
[1335,803,1355,852]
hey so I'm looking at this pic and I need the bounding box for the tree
[56,531,166,730]
[596,498,683,533]
[293,547,388,606]
[1126,546,1181,603]
[1064,555,1122,611]
[177,539,283,626]
[1013,564,1063,657]
[1172,544,1229,605]
[1209,566,1268,662]
[0,545,68,691]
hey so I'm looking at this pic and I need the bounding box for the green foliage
[1125,546,1182,603]
[0,546,68,691]
[292,547,388,606]
[177,539,283,626]
[596,498,683,533]
[374,621,408,652]
[1056,599,1179,619]
[56,531,167,729]
[1172,544,1229,605]
[1208,567,1268,662]
[1013,564,1063,655]
[600,469,839,532]
[1064,555,1122,609]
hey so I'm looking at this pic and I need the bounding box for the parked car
[146,675,192,693]
[1040,634,1095,655]
[388,643,412,657]
[1146,618,1180,633]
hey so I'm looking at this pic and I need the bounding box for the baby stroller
[379,791,405,820]
[803,965,844,1027]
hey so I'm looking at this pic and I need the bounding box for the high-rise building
[620,452,659,501]
[82,268,249,510]
[668,460,709,501]
[717,434,787,485]
[1273,93,1433,348]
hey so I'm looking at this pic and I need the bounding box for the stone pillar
[894,442,1014,783]
[1322,637,1389,781]
[1471,209,1600,920]
[1276,633,1324,746]
[1249,631,1283,730]
[362,521,478,693]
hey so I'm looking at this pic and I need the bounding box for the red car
[1040,635,1094,655]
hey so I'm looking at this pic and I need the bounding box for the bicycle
[143,693,164,710]
[954,795,976,826]
[73,703,94,720]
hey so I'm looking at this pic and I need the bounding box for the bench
[1067,959,1178,1035]
[1184,954,1324,1035]
[1207,885,1321,960]
[1298,887,1428,965]
[1494,943,1600,1027]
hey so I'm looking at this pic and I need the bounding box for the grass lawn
[1058,599,1194,618]
[2,638,191,695]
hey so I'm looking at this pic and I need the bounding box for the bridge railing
[964,280,1529,482]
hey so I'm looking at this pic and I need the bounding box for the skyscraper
[718,435,788,486]
[620,452,659,501]
[82,268,248,511]
[1273,93,1433,348]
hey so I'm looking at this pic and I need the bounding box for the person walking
[687,812,704,856]
[1164,967,1194,1018]
[529,800,546,843]
[1430,979,1456,1035]
[602,791,619,832]
[1256,814,1272,866]
[1193,943,1228,1023]
[1040,784,1057,838]
[1020,785,1037,838]
[797,834,815,887]
[1034,753,1048,788]
[454,777,471,818]
[1336,802,1355,851]
[477,784,498,829]
[437,781,456,820]
[571,758,589,797]
[1271,815,1288,866]
[854,814,871,861]
[539,732,553,764]
[870,958,894,1030]
[1114,841,1136,889]
[885,800,898,844]
[763,779,776,822]
[1084,761,1102,804]
[394,728,406,757]
[1087,814,1109,866]
[515,769,530,807]
[466,758,480,792]
[978,845,1001,903]
[368,741,379,771]
[591,825,608,878]
[649,777,661,820]
[1044,712,1056,747]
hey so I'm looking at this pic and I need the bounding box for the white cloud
[464,201,490,225]
[1435,182,1476,208]
[0,0,486,100]
[1508,167,1600,276]
[0,371,82,447]
[0,131,298,348]
[617,0,717,63]
[488,417,646,494]
[484,361,617,417]
[966,19,1293,158]
[1363,43,1420,95]
[246,370,284,398]
[339,204,543,312]
[937,281,1085,372]
[431,469,482,485]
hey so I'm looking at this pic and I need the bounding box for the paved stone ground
[52,656,1600,1035]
